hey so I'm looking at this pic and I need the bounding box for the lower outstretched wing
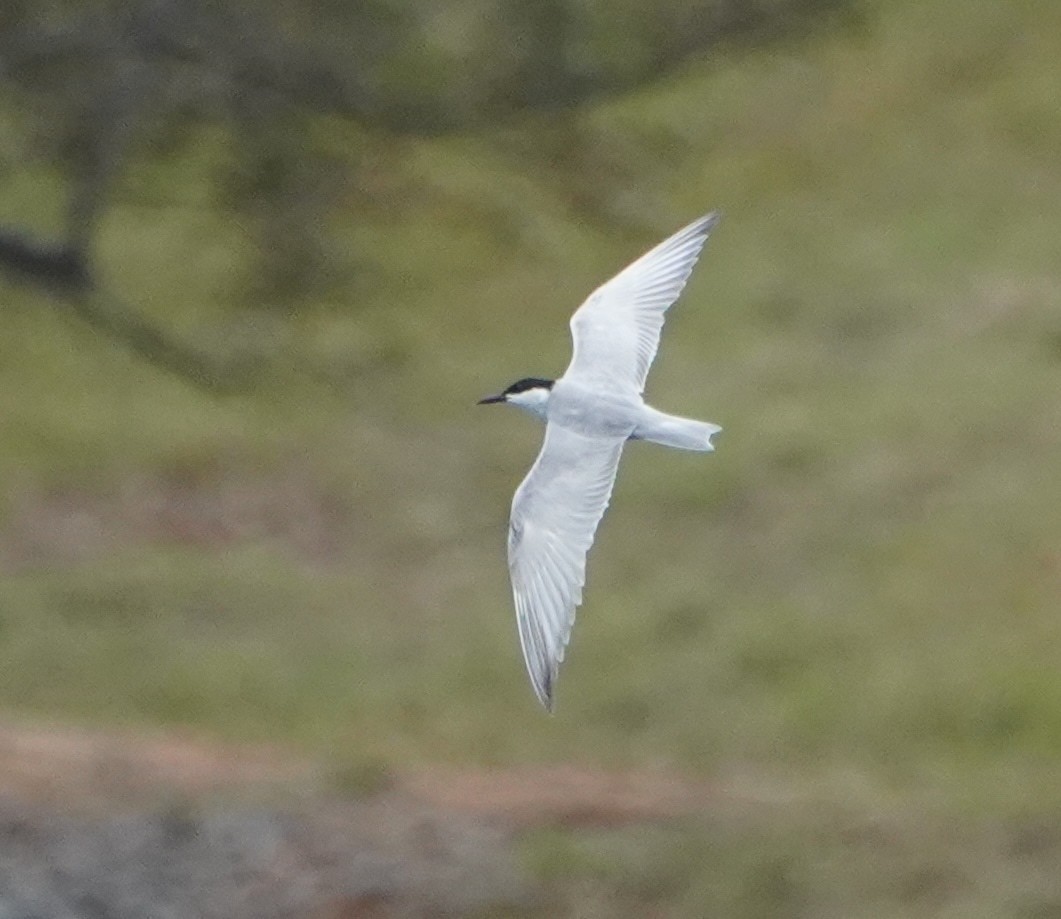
[507,423,626,710]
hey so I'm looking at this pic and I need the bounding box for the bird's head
[478,377,554,418]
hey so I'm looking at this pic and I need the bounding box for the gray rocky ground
[0,721,713,918]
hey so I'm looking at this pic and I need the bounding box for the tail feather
[632,409,721,452]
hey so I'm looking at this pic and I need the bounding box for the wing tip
[541,686,557,714]
[693,211,722,237]
[516,600,561,712]
[658,211,720,263]
[529,662,557,713]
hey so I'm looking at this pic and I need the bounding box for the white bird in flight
[478,214,723,711]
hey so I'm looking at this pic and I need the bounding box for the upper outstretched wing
[565,213,719,393]
[507,422,626,710]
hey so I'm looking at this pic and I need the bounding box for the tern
[479,214,723,711]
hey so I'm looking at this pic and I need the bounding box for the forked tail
[632,409,721,452]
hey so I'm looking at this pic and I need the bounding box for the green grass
[521,807,1061,918]
[2,0,1061,913]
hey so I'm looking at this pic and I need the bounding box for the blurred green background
[1,0,1060,915]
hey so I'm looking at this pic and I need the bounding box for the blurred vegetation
[0,0,848,293]
[2,0,1061,914]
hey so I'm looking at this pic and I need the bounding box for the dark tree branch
[0,228,254,392]
[0,229,89,291]
[59,289,256,393]
[0,1,247,391]
[66,52,159,254]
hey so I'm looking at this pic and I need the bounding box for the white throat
[507,387,551,421]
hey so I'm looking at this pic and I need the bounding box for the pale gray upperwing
[507,422,626,710]
[565,213,719,394]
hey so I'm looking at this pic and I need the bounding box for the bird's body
[479,214,722,710]
[543,379,637,437]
